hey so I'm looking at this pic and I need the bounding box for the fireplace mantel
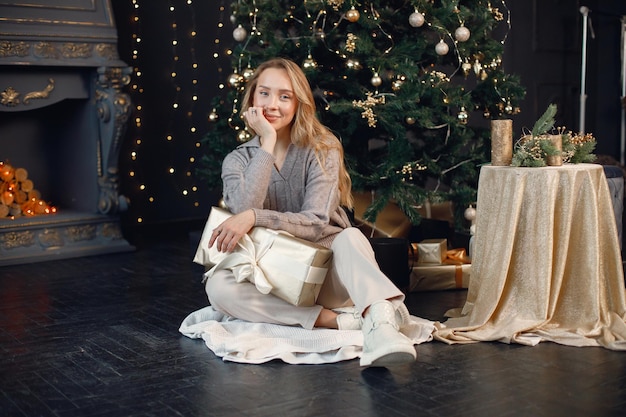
[0,0,134,265]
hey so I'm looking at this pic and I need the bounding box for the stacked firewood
[0,161,56,218]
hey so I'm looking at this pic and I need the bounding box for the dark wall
[587,0,626,158]
[505,0,626,160]
[112,0,230,231]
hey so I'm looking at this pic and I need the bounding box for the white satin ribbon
[204,231,276,295]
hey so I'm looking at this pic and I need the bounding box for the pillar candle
[490,119,513,166]
[546,134,563,166]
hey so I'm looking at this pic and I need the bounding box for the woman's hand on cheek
[245,107,276,139]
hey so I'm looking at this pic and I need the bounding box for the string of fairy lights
[220,0,515,133]
[126,0,230,224]
[123,1,515,224]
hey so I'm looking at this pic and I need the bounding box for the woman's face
[253,67,297,138]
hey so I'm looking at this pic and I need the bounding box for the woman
[206,57,416,367]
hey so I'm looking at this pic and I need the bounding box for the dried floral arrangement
[511,104,597,167]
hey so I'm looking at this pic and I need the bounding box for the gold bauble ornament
[392,75,405,91]
[346,7,360,23]
[303,54,318,70]
[462,62,472,76]
[370,73,382,87]
[238,129,251,142]
[242,66,255,81]
[346,59,362,70]
[458,107,469,124]
[405,117,416,125]
[227,71,244,88]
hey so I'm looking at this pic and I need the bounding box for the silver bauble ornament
[454,25,471,42]
[409,11,425,27]
[435,40,449,55]
[233,25,247,42]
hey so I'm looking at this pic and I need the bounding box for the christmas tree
[199,0,525,229]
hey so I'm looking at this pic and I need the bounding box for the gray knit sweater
[221,136,352,248]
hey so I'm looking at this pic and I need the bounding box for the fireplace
[0,0,133,265]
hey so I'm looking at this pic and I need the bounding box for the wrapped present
[442,248,471,265]
[409,264,471,291]
[416,200,455,226]
[194,207,332,307]
[416,238,447,264]
[353,191,411,238]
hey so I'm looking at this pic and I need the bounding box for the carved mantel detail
[1,78,55,107]
[95,66,132,215]
[0,40,120,63]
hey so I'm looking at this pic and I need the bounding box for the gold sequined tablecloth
[435,164,626,350]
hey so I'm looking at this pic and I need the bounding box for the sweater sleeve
[221,140,275,213]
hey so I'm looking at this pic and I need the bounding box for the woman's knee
[205,271,237,311]
[333,227,367,247]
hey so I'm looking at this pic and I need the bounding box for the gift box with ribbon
[416,238,448,264]
[352,191,412,238]
[193,207,333,307]
[409,247,471,291]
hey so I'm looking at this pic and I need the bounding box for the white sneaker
[360,300,416,367]
[334,307,362,330]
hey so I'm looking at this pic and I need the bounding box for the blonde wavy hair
[241,58,353,209]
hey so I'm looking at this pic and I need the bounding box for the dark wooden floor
[2,228,626,417]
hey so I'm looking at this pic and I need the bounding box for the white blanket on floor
[179,306,435,364]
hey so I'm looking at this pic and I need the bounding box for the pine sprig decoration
[511,136,561,167]
[562,132,597,164]
[531,103,557,137]
[513,104,597,167]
